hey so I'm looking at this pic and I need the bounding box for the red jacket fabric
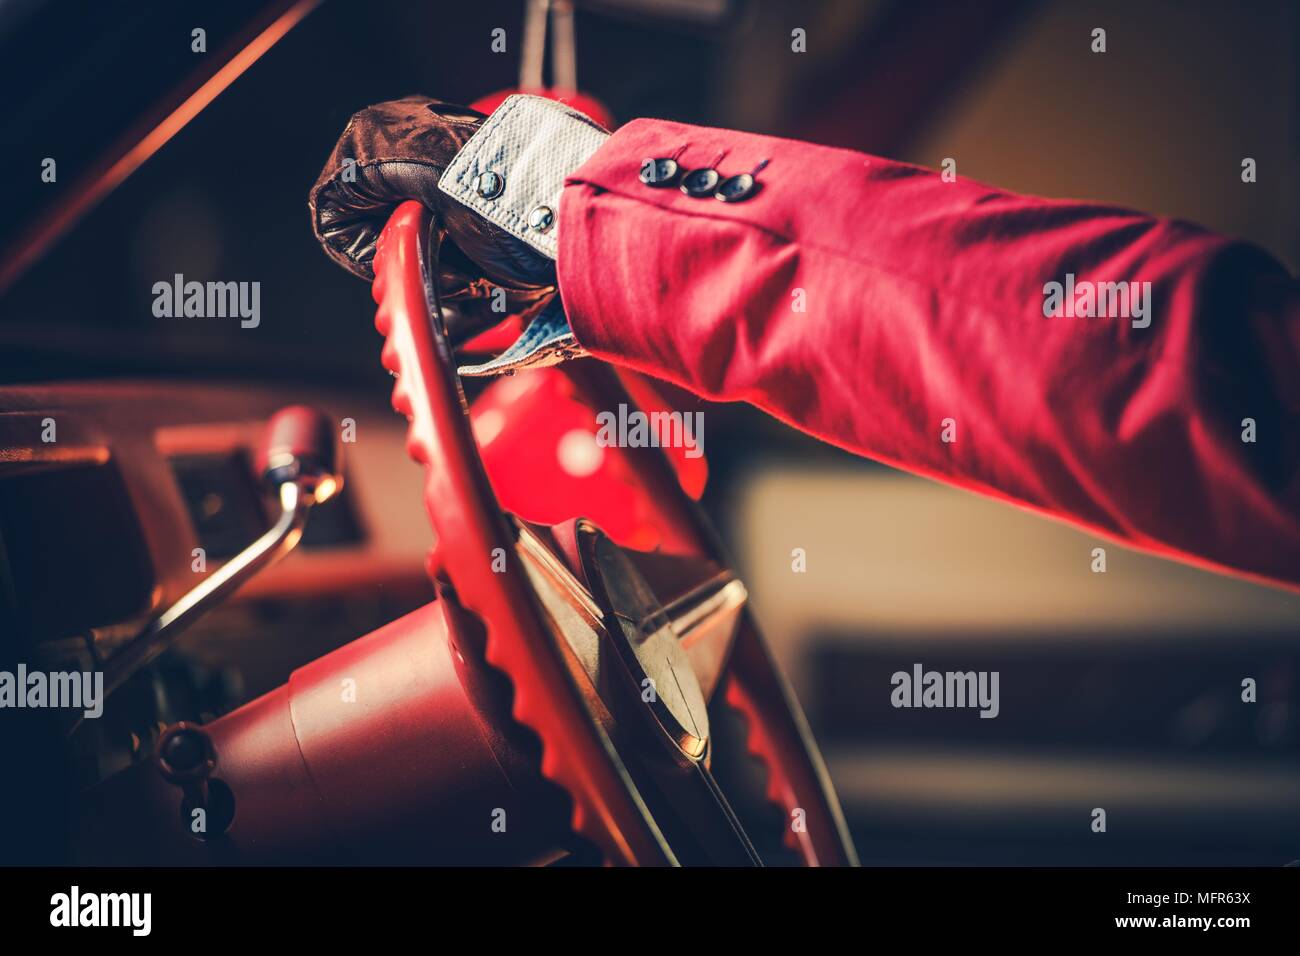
[555,118,1300,591]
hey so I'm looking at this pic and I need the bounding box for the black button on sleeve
[715,172,757,202]
[680,168,721,198]
[639,157,680,187]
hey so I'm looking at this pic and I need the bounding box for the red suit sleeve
[554,118,1300,591]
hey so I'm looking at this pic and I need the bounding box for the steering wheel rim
[371,200,857,866]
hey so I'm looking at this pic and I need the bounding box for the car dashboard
[0,380,434,803]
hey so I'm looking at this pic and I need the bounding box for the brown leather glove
[309,96,554,339]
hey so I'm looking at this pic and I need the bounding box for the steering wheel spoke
[621,549,747,703]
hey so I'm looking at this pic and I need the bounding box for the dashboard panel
[0,379,433,655]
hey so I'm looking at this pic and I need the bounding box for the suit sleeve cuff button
[716,172,757,202]
[639,157,681,187]
[680,167,720,197]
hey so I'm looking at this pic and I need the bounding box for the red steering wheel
[371,200,858,866]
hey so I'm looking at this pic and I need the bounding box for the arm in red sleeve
[555,118,1300,591]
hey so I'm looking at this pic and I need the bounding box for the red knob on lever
[94,406,344,707]
[257,404,342,503]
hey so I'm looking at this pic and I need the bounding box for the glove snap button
[680,168,720,198]
[475,170,505,200]
[528,205,556,233]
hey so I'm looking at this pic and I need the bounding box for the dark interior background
[2,0,1298,865]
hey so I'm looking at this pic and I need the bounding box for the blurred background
[2,0,1299,864]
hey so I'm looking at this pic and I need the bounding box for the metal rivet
[715,172,757,203]
[528,205,555,233]
[475,170,505,200]
[640,157,680,187]
[680,168,720,198]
